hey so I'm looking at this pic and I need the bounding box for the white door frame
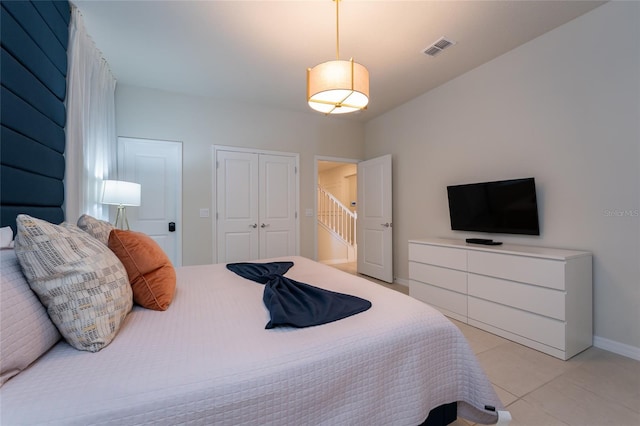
[313,155,361,262]
[211,145,300,263]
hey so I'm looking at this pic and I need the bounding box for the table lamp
[101,180,141,230]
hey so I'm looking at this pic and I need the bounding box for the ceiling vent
[422,37,456,57]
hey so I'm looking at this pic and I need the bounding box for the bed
[0,1,509,421]
[1,230,509,425]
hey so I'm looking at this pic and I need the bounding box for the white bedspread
[0,256,502,425]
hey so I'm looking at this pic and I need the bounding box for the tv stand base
[465,238,502,245]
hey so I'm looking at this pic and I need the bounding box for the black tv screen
[447,177,540,236]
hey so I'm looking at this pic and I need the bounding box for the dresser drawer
[469,297,565,350]
[468,274,565,321]
[409,262,467,293]
[410,280,467,318]
[468,251,566,290]
[409,243,466,270]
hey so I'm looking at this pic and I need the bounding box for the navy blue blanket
[226,261,372,329]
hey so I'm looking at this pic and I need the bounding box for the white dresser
[409,238,592,360]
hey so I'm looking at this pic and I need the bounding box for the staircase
[317,185,357,263]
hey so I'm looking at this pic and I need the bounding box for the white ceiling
[72,0,605,122]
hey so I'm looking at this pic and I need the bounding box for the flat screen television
[447,177,540,236]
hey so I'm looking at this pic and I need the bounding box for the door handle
[261,223,269,228]
[168,222,176,232]
[380,222,390,228]
[249,223,257,228]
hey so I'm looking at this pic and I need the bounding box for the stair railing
[317,185,357,246]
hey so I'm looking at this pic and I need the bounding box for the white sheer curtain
[65,5,117,223]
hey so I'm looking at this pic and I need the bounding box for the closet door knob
[261,223,269,228]
[249,223,257,228]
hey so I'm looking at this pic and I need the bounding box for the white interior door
[118,137,182,266]
[259,154,297,259]
[216,150,259,263]
[357,154,393,282]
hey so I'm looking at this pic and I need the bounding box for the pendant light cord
[335,0,340,60]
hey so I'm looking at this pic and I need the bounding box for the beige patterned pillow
[14,215,133,352]
[77,214,114,245]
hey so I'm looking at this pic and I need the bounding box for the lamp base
[114,205,130,230]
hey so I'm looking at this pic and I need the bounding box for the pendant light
[307,0,369,114]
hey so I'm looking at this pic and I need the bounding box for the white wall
[115,85,365,265]
[364,2,640,352]
[317,225,349,263]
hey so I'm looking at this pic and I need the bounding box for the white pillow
[14,215,133,352]
[0,226,14,248]
[0,248,61,386]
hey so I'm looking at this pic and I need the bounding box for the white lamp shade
[307,59,369,114]
[101,180,141,206]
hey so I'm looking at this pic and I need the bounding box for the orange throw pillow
[108,230,176,311]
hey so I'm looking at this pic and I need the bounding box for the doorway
[315,154,394,283]
[315,157,359,266]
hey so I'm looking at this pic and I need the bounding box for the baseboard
[593,335,640,361]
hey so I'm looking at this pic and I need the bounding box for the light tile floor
[330,262,640,426]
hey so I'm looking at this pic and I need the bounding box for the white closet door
[216,150,259,263]
[259,154,297,259]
